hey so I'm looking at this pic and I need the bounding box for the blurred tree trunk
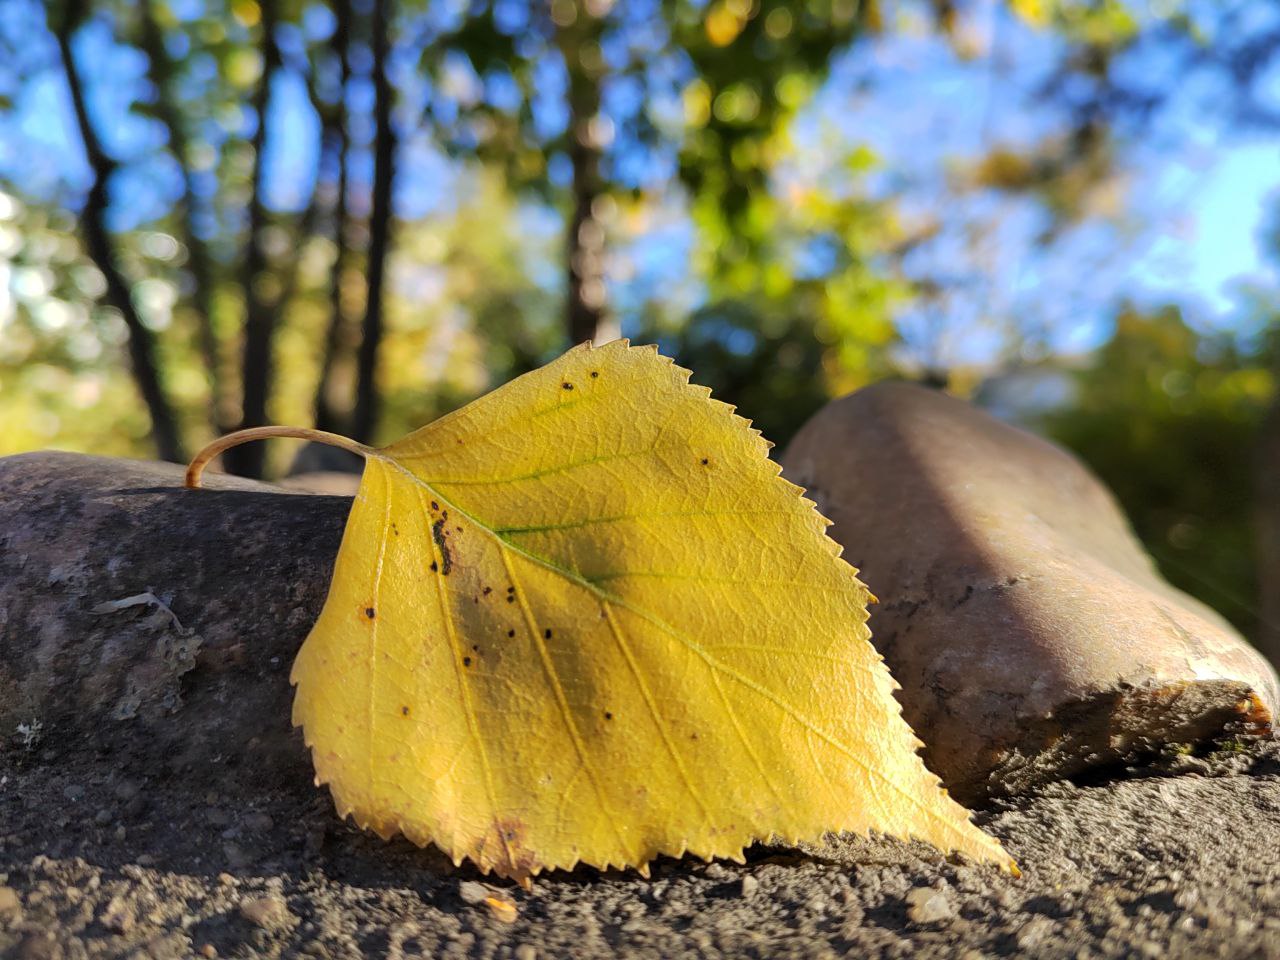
[1258,364,1280,666]
[556,4,611,347]
[313,0,354,435]
[138,0,229,436]
[225,0,283,478]
[53,1,186,464]
[350,0,396,445]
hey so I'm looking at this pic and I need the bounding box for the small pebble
[62,783,85,802]
[114,780,141,801]
[93,808,113,827]
[243,812,274,833]
[1016,916,1055,949]
[458,881,489,905]
[703,863,733,881]
[484,896,518,924]
[0,886,22,925]
[100,895,136,934]
[740,875,759,898]
[198,946,217,959]
[239,894,292,929]
[905,887,955,924]
[223,843,250,869]
[514,945,537,960]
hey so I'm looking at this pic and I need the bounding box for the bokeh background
[1,0,1278,658]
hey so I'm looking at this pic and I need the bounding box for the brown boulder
[783,382,1277,801]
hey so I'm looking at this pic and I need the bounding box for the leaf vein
[415,483,514,871]
[495,508,800,536]
[502,551,629,860]
[601,600,711,829]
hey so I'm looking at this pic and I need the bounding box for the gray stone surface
[783,382,1278,801]
[0,451,347,794]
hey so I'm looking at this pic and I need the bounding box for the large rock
[0,451,347,790]
[783,382,1278,801]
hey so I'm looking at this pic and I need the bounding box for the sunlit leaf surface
[289,340,1014,880]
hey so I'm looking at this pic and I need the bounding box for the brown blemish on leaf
[401,706,410,716]
[364,607,376,620]
[463,656,472,667]
[562,382,574,390]
[544,628,553,639]
[432,518,453,575]
[590,370,598,378]
[478,818,538,881]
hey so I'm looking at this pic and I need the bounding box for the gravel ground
[2,739,1279,959]
[2,454,1278,958]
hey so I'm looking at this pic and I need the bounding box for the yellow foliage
[1009,0,1050,27]
[190,341,1013,882]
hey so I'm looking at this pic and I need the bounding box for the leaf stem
[185,426,377,488]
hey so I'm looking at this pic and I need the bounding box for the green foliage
[1043,307,1276,638]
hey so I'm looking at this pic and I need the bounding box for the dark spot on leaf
[562,382,573,390]
[391,523,399,536]
[456,525,463,533]
[507,586,515,593]
[604,711,613,720]
[430,561,438,572]
[544,628,552,639]
[590,370,598,378]
[690,732,699,740]
[506,595,515,603]
[505,829,517,840]
[463,656,472,667]
[472,644,480,652]
[431,519,453,575]
[701,458,709,465]
[507,629,515,638]
[430,501,439,511]
[401,706,409,716]
[483,587,492,595]
[364,607,375,620]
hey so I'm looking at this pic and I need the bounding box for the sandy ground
[1,739,1279,959]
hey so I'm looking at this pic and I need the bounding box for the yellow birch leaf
[186,340,1014,882]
